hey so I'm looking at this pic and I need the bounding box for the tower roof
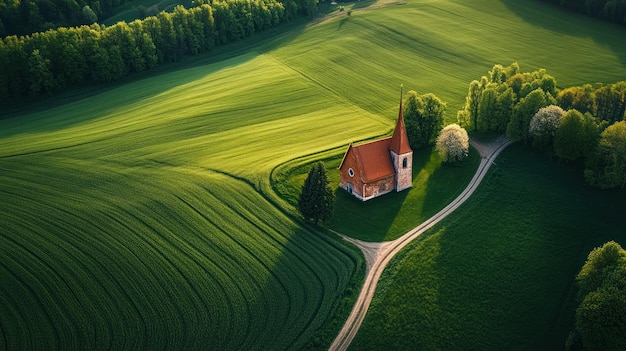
[389,87,412,155]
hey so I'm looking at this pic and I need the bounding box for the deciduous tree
[476,84,498,131]
[529,105,564,149]
[574,286,626,351]
[296,0,318,16]
[594,82,626,124]
[494,87,515,132]
[558,85,596,115]
[459,63,552,134]
[576,241,626,298]
[82,5,98,24]
[567,241,626,351]
[553,109,599,161]
[421,93,446,144]
[459,79,484,131]
[584,121,626,189]
[506,88,551,142]
[404,90,446,149]
[27,49,54,95]
[435,124,469,164]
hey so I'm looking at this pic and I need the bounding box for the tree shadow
[0,157,365,350]
[247,219,365,350]
[193,169,367,350]
[328,185,410,242]
[420,146,482,228]
[0,18,312,134]
[325,146,430,242]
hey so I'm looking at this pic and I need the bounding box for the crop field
[2,0,626,349]
[269,0,626,117]
[352,146,626,350]
[0,53,381,349]
[1,160,361,349]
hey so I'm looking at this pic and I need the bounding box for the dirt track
[329,135,512,351]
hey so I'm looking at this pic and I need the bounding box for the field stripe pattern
[2,0,626,348]
[0,156,362,349]
[0,53,383,349]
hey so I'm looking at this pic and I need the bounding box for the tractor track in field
[329,135,511,351]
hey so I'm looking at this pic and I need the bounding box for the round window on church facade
[348,168,354,177]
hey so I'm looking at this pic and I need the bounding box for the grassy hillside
[270,0,626,119]
[0,52,379,349]
[351,145,626,351]
[1,159,361,349]
[1,0,626,349]
[274,146,481,242]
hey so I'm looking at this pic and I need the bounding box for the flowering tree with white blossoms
[436,124,469,164]
[529,105,564,149]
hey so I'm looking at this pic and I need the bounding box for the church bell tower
[388,86,413,191]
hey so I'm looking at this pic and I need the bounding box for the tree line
[539,0,626,26]
[458,63,626,189]
[567,241,626,351]
[0,0,134,37]
[0,0,315,105]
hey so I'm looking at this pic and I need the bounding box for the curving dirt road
[329,135,512,351]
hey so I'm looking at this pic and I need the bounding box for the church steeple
[389,85,412,155]
[389,85,413,192]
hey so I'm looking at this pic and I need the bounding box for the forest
[0,0,315,105]
[457,63,626,189]
[568,241,626,350]
[0,0,133,37]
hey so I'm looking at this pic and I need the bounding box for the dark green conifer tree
[298,162,334,225]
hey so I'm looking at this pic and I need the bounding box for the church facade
[338,94,413,201]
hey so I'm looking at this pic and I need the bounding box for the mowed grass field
[351,146,626,351]
[2,0,626,349]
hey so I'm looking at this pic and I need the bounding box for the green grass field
[1,159,362,349]
[0,51,379,350]
[274,146,481,242]
[2,0,626,349]
[351,145,626,351]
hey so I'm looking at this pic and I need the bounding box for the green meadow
[352,145,626,350]
[275,146,481,242]
[0,52,375,350]
[1,0,626,349]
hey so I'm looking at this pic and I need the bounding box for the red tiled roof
[351,138,395,182]
[339,89,413,185]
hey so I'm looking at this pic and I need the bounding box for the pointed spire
[398,84,403,120]
[389,84,412,155]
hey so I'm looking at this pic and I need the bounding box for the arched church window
[402,157,408,168]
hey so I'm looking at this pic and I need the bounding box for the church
[338,92,413,201]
